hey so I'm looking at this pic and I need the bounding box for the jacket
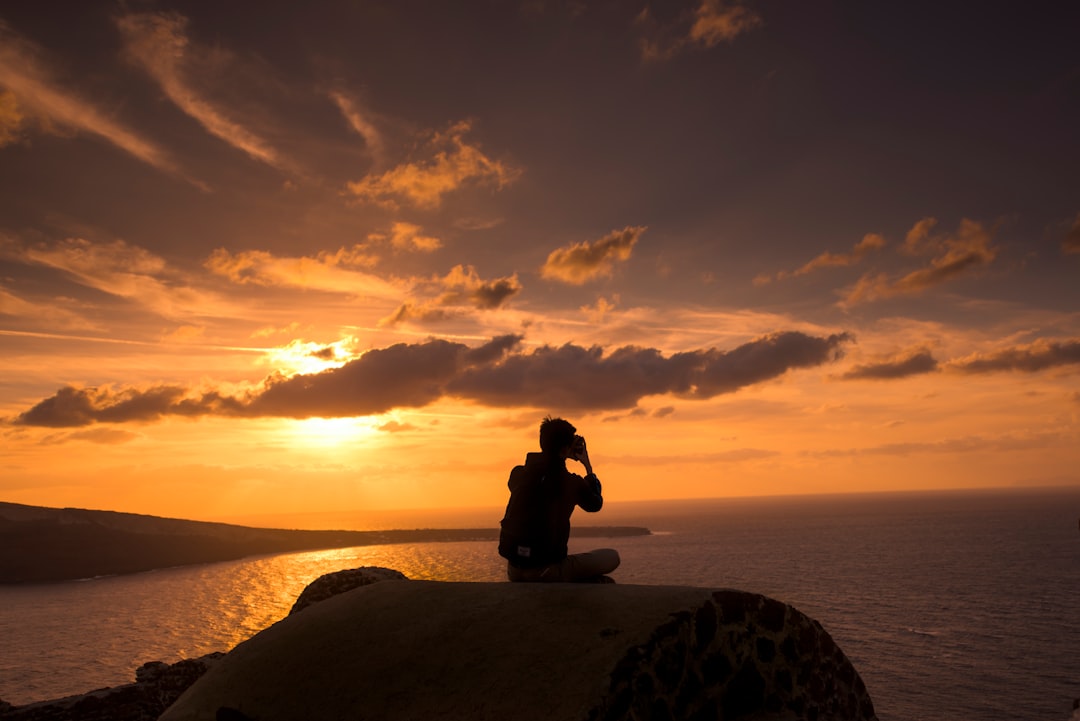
[498,452,603,568]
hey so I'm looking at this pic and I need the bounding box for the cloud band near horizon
[11,331,851,427]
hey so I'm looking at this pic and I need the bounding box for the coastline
[0,501,648,584]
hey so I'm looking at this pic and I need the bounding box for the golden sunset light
[1,1,1077,523]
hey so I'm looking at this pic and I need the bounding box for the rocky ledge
[3,568,878,720]
[0,654,224,721]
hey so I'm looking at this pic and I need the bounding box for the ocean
[1,486,1078,720]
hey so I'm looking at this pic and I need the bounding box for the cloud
[367,222,442,252]
[757,233,885,285]
[807,431,1066,459]
[689,0,764,47]
[0,89,24,146]
[841,349,939,380]
[41,427,140,445]
[947,338,1080,374]
[1064,213,1080,255]
[116,12,285,170]
[377,420,418,433]
[541,226,644,284]
[638,0,762,62]
[380,265,522,326]
[205,247,401,299]
[447,330,850,410]
[3,236,228,319]
[840,218,997,306]
[329,90,384,162]
[581,295,619,323]
[902,217,939,255]
[11,331,851,426]
[344,121,519,209]
[0,283,97,329]
[0,22,181,175]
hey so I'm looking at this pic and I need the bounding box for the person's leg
[556,548,620,582]
[508,549,620,582]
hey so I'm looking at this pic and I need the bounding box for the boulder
[161,581,876,721]
[288,566,408,615]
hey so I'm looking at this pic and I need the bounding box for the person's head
[539,416,576,457]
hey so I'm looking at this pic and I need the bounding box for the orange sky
[1,1,1078,522]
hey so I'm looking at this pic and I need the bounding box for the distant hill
[0,502,649,583]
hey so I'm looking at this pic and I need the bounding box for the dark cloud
[448,331,851,410]
[12,384,246,428]
[11,331,850,426]
[948,339,1080,374]
[841,350,939,380]
[381,265,521,326]
[652,406,675,418]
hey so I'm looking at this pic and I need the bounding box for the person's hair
[539,416,576,456]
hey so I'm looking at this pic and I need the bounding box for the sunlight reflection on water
[0,541,505,704]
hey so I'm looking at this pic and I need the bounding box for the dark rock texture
[288,566,408,615]
[0,654,223,721]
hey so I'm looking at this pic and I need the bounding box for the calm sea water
[1,487,1078,720]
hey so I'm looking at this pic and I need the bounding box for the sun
[284,417,378,447]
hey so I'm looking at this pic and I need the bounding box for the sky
[1,0,1078,523]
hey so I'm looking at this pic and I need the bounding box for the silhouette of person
[498,416,621,582]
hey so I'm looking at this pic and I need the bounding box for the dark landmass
[0,502,650,584]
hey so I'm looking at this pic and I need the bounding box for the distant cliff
[0,502,648,583]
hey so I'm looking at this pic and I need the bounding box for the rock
[161,581,877,721]
[288,566,408,615]
[0,653,224,721]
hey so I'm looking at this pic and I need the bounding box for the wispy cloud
[637,0,762,62]
[11,331,851,426]
[541,226,644,284]
[367,222,442,252]
[839,218,998,307]
[0,89,24,146]
[381,265,522,326]
[116,12,286,170]
[841,348,939,380]
[756,233,885,285]
[329,90,385,163]
[204,247,402,300]
[2,236,229,319]
[807,430,1067,459]
[0,22,181,175]
[0,284,97,330]
[344,120,519,209]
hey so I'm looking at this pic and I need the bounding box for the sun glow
[284,416,378,448]
[263,337,358,376]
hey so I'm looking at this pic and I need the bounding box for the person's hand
[576,437,592,476]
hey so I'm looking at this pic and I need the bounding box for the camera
[570,435,586,460]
